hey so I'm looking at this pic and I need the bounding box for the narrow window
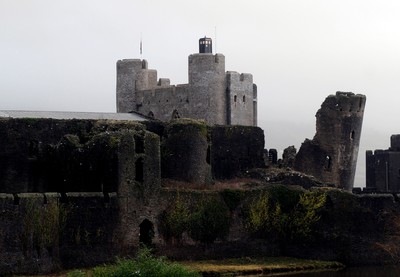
[135,135,144,154]
[325,155,332,170]
[243,95,246,103]
[350,130,355,140]
[135,158,144,182]
[234,95,237,102]
[206,146,210,165]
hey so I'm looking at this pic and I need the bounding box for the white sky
[1,0,400,187]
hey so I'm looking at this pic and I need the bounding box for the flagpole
[140,33,143,57]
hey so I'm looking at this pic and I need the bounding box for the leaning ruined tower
[295,92,366,190]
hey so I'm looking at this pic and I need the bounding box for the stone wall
[366,134,400,192]
[0,192,119,274]
[211,125,265,179]
[226,71,254,126]
[161,120,211,184]
[116,53,257,126]
[0,117,268,274]
[0,118,160,194]
[135,85,191,121]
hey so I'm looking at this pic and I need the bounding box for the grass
[66,248,200,277]
[181,257,344,276]
[17,255,343,277]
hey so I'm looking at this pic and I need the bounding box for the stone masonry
[366,134,400,192]
[116,38,257,126]
[295,92,366,190]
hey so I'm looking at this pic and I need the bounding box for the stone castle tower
[116,37,257,126]
[366,135,400,192]
[295,92,366,190]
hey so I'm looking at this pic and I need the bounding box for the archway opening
[139,219,154,247]
[172,109,180,120]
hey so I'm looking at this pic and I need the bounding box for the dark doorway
[139,219,154,247]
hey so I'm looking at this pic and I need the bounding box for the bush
[160,193,231,244]
[246,186,326,241]
[67,248,200,277]
[189,199,230,243]
[161,193,190,241]
[220,189,245,211]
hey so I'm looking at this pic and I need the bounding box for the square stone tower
[116,38,257,126]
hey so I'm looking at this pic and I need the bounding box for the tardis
[199,37,212,53]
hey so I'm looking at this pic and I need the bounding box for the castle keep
[116,37,257,126]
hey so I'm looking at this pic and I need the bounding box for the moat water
[245,265,400,276]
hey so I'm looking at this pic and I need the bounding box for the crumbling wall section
[295,92,366,190]
[211,125,265,179]
[0,119,160,194]
[0,192,119,275]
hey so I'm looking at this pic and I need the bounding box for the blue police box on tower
[199,37,212,53]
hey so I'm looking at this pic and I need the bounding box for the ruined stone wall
[161,120,211,184]
[0,119,160,195]
[366,135,400,192]
[211,125,265,179]
[0,118,162,274]
[295,92,366,190]
[0,192,119,275]
[226,72,255,126]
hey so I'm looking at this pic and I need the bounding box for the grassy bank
[18,251,343,277]
[182,257,344,276]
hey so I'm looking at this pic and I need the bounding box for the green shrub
[161,193,190,241]
[290,191,326,239]
[69,248,200,277]
[160,193,231,244]
[189,199,230,243]
[220,189,245,211]
[246,186,326,241]
[246,191,288,239]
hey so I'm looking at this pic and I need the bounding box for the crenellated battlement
[116,38,256,126]
[323,91,366,115]
[226,71,253,83]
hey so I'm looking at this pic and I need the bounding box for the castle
[0,38,375,274]
[116,37,257,126]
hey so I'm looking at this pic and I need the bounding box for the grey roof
[0,110,148,121]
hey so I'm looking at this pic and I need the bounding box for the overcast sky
[2,0,400,186]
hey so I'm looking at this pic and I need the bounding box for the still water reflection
[265,266,400,277]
